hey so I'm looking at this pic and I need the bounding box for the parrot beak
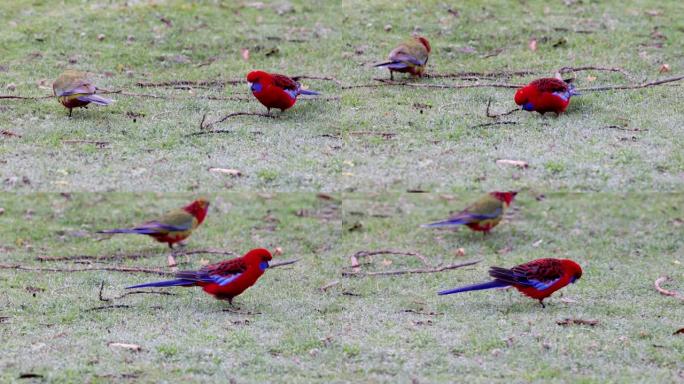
[247,82,253,88]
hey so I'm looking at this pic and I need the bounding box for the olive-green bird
[53,70,113,117]
[374,35,431,80]
[422,191,518,234]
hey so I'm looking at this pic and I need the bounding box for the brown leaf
[673,328,684,335]
[241,48,250,61]
[528,39,537,51]
[454,248,466,257]
[659,64,670,73]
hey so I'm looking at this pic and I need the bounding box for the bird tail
[420,218,468,228]
[79,94,114,105]
[96,228,157,235]
[374,61,408,70]
[438,280,509,295]
[298,89,320,96]
[126,279,194,289]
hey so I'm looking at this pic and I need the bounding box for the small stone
[6,83,16,91]
[97,33,106,41]
[384,24,392,32]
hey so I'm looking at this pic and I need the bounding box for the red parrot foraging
[53,70,113,117]
[374,35,431,80]
[246,71,320,114]
[126,248,273,304]
[421,191,517,234]
[97,198,209,249]
[514,78,580,115]
[438,258,583,307]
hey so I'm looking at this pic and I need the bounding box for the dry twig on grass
[36,248,235,262]
[471,121,518,129]
[352,250,431,266]
[0,263,173,275]
[343,255,481,277]
[578,75,684,92]
[197,111,277,131]
[485,97,520,118]
[558,66,631,78]
[654,276,684,301]
[2,130,22,137]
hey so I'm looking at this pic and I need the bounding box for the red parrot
[97,198,209,249]
[53,70,113,117]
[374,35,431,80]
[246,71,320,114]
[126,248,273,304]
[421,191,517,234]
[514,78,579,115]
[438,258,583,307]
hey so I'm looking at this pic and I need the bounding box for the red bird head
[514,86,531,106]
[561,259,583,283]
[490,191,518,206]
[247,70,271,84]
[183,198,210,223]
[415,35,431,53]
[243,248,273,269]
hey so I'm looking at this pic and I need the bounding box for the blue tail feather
[421,218,468,228]
[298,89,320,96]
[438,280,509,295]
[126,279,193,289]
[97,228,157,235]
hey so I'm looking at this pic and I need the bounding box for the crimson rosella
[514,78,579,115]
[374,35,431,80]
[439,258,583,307]
[53,70,113,117]
[126,248,273,304]
[246,71,320,114]
[97,198,209,249]
[422,191,517,234]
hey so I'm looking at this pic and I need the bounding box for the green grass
[0,192,683,382]
[0,0,682,192]
[1,0,683,382]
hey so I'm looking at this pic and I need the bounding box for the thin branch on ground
[578,75,684,92]
[654,276,684,301]
[427,70,535,79]
[198,111,277,131]
[485,97,521,118]
[36,248,235,262]
[351,250,431,266]
[62,140,109,147]
[86,304,131,312]
[558,66,631,78]
[371,78,524,89]
[348,131,397,138]
[0,263,172,275]
[599,125,648,132]
[0,94,52,100]
[136,79,241,88]
[292,75,343,85]
[270,259,300,268]
[471,121,518,128]
[342,259,482,277]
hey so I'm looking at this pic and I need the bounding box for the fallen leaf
[528,39,537,51]
[454,248,466,257]
[559,297,577,303]
[241,48,250,61]
[108,342,141,351]
[673,328,684,335]
[209,167,243,177]
[351,255,360,273]
[167,255,177,267]
[659,63,670,73]
[496,159,529,168]
[586,75,597,82]
[381,258,393,266]
[274,247,283,256]
[532,239,543,247]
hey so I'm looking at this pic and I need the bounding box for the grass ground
[1,0,682,192]
[1,0,683,383]
[0,192,682,382]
